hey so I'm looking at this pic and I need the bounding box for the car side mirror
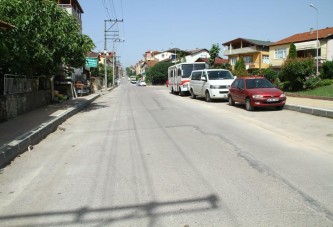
[201,77,207,81]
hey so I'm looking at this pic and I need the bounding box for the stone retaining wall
[0,91,52,122]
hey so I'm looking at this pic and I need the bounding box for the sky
[78,0,333,68]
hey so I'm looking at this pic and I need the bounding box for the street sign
[85,57,98,68]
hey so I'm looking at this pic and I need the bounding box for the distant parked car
[189,69,235,101]
[228,76,286,111]
[138,80,146,86]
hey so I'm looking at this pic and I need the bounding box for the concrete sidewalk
[285,96,333,119]
[0,91,103,168]
[0,91,332,169]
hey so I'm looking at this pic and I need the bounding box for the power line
[102,0,111,20]
[109,0,117,19]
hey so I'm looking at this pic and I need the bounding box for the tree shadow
[81,102,109,112]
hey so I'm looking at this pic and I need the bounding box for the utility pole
[309,4,319,75]
[104,19,123,88]
[112,39,125,86]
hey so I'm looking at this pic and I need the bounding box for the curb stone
[284,104,333,119]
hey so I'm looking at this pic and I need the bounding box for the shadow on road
[0,194,219,226]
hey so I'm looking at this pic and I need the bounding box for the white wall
[185,51,210,63]
[154,52,173,62]
[327,39,333,61]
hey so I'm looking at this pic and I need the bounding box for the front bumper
[210,89,229,99]
[251,97,287,107]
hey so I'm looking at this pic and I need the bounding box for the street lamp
[309,3,319,75]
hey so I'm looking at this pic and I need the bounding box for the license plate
[267,98,279,102]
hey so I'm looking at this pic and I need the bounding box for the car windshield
[245,78,275,89]
[207,71,234,80]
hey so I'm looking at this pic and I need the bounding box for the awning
[295,40,319,50]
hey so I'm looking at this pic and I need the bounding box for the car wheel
[228,96,235,106]
[205,91,211,102]
[245,98,254,111]
[179,88,184,96]
[276,105,285,110]
[190,89,196,99]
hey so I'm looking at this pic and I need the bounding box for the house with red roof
[195,57,228,66]
[222,38,273,71]
[185,49,211,63]
[269,27,333,69]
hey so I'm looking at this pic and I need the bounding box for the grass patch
[290,85,333,98]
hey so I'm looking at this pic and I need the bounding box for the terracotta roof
[196,57,228,65]
[272,27,333,46]
[86,52,99,58]
[145,60,158,67]
[214,57,228,65]
[195,58,209,63]
[145,50,160,54]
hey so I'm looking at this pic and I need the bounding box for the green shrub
[250,68,278,83]
[320,61,333,79]
[303,76,321,89]
[263,68,278,83]
[279,58,314,91]
[318,79,333,86]
[280,81,291,91]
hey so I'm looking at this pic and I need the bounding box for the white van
[189,69,235,102]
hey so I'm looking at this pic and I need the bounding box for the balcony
[223,46,259,56]
[58,4,82,29]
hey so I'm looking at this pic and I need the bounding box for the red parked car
[228,76,286,111]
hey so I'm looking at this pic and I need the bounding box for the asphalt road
[1,78,333,226]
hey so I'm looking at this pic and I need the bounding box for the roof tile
[273,27,333,45]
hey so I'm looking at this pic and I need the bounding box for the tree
[209,43,220,66]
[233,58,248,77]
[126,67,134,77]
[91,63,113,84]
[146,62,173,85]
[0,0,94,76]
[288,43,297,59]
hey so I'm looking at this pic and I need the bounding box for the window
[243,56,253,64]
[274,48,287,59]
[232,79,239,88]
[207,70,234,80]
[191,71,202,80]
[182,64,206,78]
[201,71,207,80]
[230,58,237,66]
[263,55,270,64]
[238,79,244,89]
[245,78,274,89]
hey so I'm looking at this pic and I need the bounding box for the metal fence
[1,74,43,95]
